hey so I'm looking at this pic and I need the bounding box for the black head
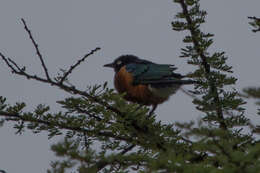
[104,55,152,72]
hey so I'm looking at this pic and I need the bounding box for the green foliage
[248,16,260,32]
[0,0,260,172]
[243,16,260,124]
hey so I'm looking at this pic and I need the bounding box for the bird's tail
[145,79,199,87]
[175,73,200,85]
[175,79,198,85]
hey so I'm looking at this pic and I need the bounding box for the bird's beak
[103,62,114,68]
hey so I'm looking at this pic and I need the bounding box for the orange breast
[114,66,168,105]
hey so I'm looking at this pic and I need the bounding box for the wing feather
[126,63,187,86]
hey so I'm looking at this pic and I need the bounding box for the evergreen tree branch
[0,110,132,142]
[248,16,260,32]
[0,110,154,157]
[212,138,241,167]
[50,139,145,172]
[177,0,226,129]
[120,144,136,155]
[178,1,209,73]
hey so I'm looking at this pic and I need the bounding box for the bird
[104,55,197,116]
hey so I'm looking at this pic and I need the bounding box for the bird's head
[104,55,148,72]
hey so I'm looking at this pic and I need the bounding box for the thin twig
[8,58,23,71]
[180,87,198,100]
[21,18,51,80]
[91,144,136,171]
[75,106,103,121]
[248,16,260,20]
[120,144,135,155]
[213,138,240,167]
[0,53,18,73]
[59,47,101,84]
[179,136,193,144]
[0,52,123,116]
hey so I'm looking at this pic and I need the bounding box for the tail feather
[140,79,198,88]
[174,79,198,85]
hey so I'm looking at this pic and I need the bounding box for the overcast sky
[1,0,260,172]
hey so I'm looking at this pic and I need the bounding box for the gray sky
[0,0,260,172]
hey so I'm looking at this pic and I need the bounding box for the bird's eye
[116,60,122,65]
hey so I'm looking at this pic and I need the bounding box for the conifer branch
[178,0,227,129]
[248,16,260,32]
[0,110,131,142]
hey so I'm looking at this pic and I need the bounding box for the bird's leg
[148,104,157,117]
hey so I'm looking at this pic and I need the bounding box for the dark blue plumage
[126,63,183,86]
[123,56,195,87]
